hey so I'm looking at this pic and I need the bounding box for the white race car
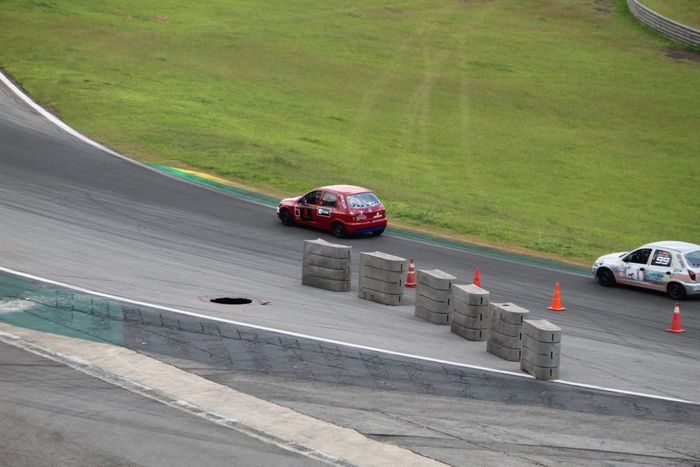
[592,241,700,300]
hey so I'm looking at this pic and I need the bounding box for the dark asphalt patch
[667,47,700,62]
[210,297,254,305]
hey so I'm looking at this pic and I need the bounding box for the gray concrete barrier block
[304,254,351,270]
[487,340,522,362]
[451,320,487,341]
[415,306,450,325]
[362,265,404,284]
[451,301,490,319]
[521,345,560,368]
[452,283,490,305]
[523,319,561,343]
[360,275,404,295]
[489,318,522,338]
[521,338,562,354]
[521,359,560,380]
[302,263,351,281]
[490,303,529,324]
[360,251,407,273]
[301,275,351,292]
[416,285,452,303]
[450,311,488,330]
[415,293,449,314]
[358,251,407,305]
[520,319,562,380]
[303,238,351,259]
[302,239,352,292]
[416,269,456,290]
[487,302,527,361]
[359,288,403,306]
[487,328,522,351]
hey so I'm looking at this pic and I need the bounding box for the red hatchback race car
[277,185,387,237]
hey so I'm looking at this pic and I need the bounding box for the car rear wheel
[667,282,687,300]
[280,209,294,226]
[372,229,384,236]
[331,222,347,238]
[597,268,616,287]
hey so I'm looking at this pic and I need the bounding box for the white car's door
[618,248,652,286]
[642,248,675,292]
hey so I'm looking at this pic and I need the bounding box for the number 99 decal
[652,250,672,267]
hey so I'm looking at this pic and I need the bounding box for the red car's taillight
[689,270,697,281]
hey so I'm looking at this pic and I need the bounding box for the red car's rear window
[346,193,380,209]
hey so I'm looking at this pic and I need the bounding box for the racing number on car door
[644,249,674,286]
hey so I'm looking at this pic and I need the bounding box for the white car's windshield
[347,193,380,209]
[684,250,700,268]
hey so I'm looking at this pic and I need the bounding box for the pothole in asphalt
[210,297,253,305]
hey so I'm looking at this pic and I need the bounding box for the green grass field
[640,0,700,28]
[1,0,698,263]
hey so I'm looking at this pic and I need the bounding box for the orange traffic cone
[472,268,481,287]
[405,259,417,288]
[547,282,566,311]
[666,303,685,333]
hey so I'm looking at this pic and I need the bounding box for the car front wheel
[280,209,294,226]
[597,268,616,287]
[667,282,687,301]
[331,222,347,238]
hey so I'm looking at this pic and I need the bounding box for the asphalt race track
[0,340,323,467]
[1,73,700,465]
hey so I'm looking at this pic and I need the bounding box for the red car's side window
[320,191,338,208]
[301,191,322,205]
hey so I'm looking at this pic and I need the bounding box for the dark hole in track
[210,297,253,305]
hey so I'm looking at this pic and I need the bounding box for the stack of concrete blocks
[414,269,456,325]
[358,252,408,305]
[302,238,351,292]
[521,319,561,380]
[450,284,490,341]
[487,303,529,361]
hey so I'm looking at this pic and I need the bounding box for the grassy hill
[1,0,698,262]
[639,0,700,28]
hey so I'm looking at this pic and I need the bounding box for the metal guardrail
[627,0,700,48]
